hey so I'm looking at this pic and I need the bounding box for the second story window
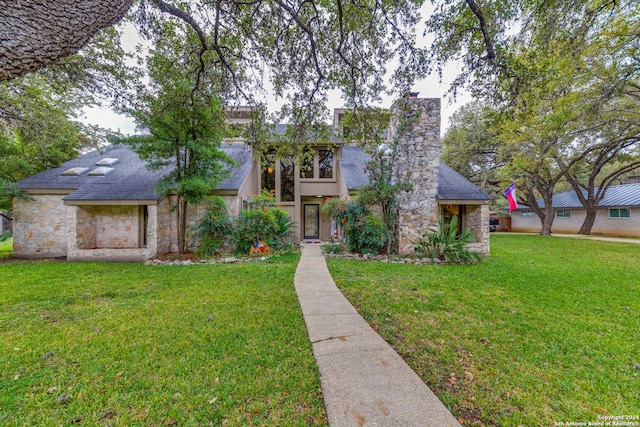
[319,150,333,179]
[300,152,314,179]
[280,157,295,202]
[261,152,275,193]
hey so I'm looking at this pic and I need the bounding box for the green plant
[320,242,345,254]
[356,215,390,255]
[231,191,295,255]
[413,215,480,264]
[0,229,11,242]
[193,196,232,257]
[324,198,388,255]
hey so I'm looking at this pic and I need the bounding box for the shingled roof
[340,146,491,202]
[17,144,253,204]
[18,143,491,205]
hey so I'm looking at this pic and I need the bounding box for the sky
[80,4,471,136]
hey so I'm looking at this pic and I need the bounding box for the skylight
[88,167,115,176]
[96,158,120,166]
[61,167,89,176]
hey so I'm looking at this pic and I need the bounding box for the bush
[193,196,232,257]
[0,230,11,242]
[231,191,295,255]
[356,215,389,255]
[320,242,345,254]
[325,198,388,255]
[413,215,480,264]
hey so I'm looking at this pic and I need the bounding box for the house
[13,97,491,261]
[511,183,640,237]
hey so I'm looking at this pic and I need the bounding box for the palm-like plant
[413,215,480,264]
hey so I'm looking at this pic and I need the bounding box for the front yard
[2,235,638,426]
[327,234,640,426]
[0,255,326,426]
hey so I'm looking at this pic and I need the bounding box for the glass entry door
[303,204,320,239]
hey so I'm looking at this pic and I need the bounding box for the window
[521,210,535,217]
[300,152,314,179]
[556,209,571,218]
[609,208,631,218]
[280,157,295,202]
[319,149,333,179]
[261,153,275,193]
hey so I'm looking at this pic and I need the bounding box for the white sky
[81,4,471,136]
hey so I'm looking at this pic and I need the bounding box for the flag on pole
[504,183,518,211]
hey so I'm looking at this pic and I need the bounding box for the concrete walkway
[295,245,461,427]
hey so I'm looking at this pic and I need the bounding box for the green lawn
[327,234,640,426]
[0,255,327,426]
[0,237,11,258]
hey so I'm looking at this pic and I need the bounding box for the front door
[303,204,320,240]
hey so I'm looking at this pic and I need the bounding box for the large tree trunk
[0,0,134,81]
[539,206,555,236]
[578,203,598,234]
[177,195,188,254]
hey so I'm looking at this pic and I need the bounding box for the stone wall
[75,207,96,249]
[156,195,240,254]
[391,97,441,254]
[68,204,159,261]
[465,205,490,256]
[12,195,72,258]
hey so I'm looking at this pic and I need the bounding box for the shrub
[413,215,480,264]
[193,196,232,256]
[356,215,389,255]
[324,198,388,255]
[231,191,295,255]
[0,230,11,242]
[320,242,345,254]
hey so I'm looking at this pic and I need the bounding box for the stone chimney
[390,97,441,254]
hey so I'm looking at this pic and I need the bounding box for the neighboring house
[511,184,640,237]
[13,96,491,261]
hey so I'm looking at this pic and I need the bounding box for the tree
[123,22,235,254]
[339,107,413,253]
[0,0,133,81]
[0,73,102,212]
[441,101,503,196]
[430,0,640,235]
[559,94,640,234]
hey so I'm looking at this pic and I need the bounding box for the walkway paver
[295,244,461,427]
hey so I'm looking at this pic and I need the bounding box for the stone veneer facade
[391,97,441,254]
[13,195,72,258]
[463,204,490,256]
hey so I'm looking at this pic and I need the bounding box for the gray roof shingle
[340,146,491,202]
[437,163,492,201]
[340,145,371,190]
[17,144,253,202]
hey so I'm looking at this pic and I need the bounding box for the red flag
[504,183,518,211]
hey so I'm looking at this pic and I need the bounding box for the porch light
[267,166,273,174]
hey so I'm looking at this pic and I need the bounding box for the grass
[0,254,327,426]
[327,234,640,426]
[0,237,11,258]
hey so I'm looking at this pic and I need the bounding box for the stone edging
[145,256,269,266]
[324,252,444,265]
